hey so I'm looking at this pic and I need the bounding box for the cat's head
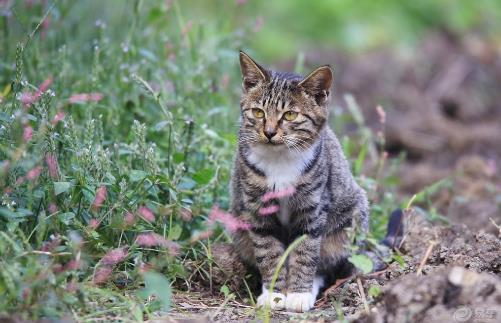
[238,51,332,151]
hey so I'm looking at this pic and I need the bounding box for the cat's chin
[256,142,287,152]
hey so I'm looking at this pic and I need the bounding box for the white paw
[285,292,315,312]
[257,289,286,310]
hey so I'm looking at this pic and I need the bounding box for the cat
[229,51,370,312]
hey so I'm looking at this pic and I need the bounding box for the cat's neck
[247,138,321,190]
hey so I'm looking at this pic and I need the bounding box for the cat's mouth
[264,139,284,146]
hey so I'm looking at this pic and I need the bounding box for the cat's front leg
[249,230,287,310]
[286,234,323,312]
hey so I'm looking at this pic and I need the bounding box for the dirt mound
[358,266,501,323]
[323,32,501,180]
[399,213,501,275]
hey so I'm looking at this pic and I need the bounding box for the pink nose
[264,129,277,140]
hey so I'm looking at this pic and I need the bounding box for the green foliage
[139,271,171,312]
[348,254,373,275]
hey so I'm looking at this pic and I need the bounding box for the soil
[166,31,501,322]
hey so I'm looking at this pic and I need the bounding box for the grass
[0,1,465,321]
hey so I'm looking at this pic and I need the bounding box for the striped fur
[230,52,369,312]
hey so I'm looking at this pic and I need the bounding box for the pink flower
[208,205,251,232]
[22,126,33,142]
[124,212,135,225]
[138,206,155,222]
[20,92,35,106]
[38,77,52,93]
[15,176,26,185]
[66,281,77,293]
[40,15,50,39]
[190,229,213,243]
[68,92,103,104]
[181,20,193,37]
[51,111,65,125]
[91,186,107,210]
[486,159,497,177]
[45,154,58,179]
[1,160,10,173]
[88,218,99,230]
[52,263,64,273]
[65,259,80,271]
[261,186,296,203]
[178,207,192,222]
[258,205,280,216]
[20,77,52,106]
[93,266,112,285]
[139,262,153,274]
[235,0,247,5]
[101,247,128,266]
[253,16,264,33]
[219,74,230,90]
[26,166,42,181]
[48,202,57,214]
[40,235,61,252]
[376,105,386,124]
[135,233,179,255]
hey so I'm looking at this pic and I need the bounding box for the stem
[263,234,307,323]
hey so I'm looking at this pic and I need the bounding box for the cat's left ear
[298,65,333,105]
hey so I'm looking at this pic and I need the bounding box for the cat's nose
[264,129,277,140]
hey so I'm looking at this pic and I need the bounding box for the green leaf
[220,285,230,298]
[139,271,171,311]
[392,253,405,268]
[353,143,366,176]
[177,177,196,190]
[172,152,184,163]
[54,182,72,196]
[0,207,18,220]
[348,254,373,274]
[168,224,182,241]
[129,170,147,182]
[368,285,380,298]
[192,168,214,185]
[16,208,33,217]
[58,212,75,225]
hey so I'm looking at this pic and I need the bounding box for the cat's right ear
[239,51,268,91]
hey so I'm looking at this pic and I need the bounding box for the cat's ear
[239,51,269,91]
[298,65,333,105]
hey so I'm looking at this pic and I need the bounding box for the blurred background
[1,0,501,319]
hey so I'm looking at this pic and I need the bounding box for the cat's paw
[256,290,286,310]
[285,292,315,312]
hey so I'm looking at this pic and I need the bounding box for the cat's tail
[363,208,405,272]
[381,208,405,249]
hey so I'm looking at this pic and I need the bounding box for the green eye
[283,111,298,121]
[252,108,265,118]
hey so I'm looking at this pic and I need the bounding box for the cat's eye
[282,111,298,121]
[252,108,265,118]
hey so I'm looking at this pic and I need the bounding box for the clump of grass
[0,1,248,320]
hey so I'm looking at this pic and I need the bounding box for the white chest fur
[248,142,319,225]
[248,142,318,190]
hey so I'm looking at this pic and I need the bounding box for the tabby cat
[230,52,369,312]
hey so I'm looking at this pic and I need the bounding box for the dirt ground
[327,31,501,235]
[165,32,501,322]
